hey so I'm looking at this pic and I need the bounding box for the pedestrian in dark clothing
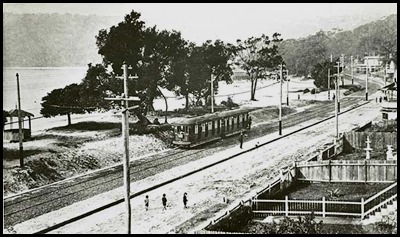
[183,192,188,208]
[162,194,167,210]
[332,93,335,100]
[248,116,252,129]
[144,195,149,211]
[379,97,382,103]
[239,132,244,149]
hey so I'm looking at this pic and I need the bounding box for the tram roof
[171,108,253,125]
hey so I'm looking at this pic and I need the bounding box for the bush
[310,88,316,94]
[303,88,310,93]
[248,213,323,234]
[221,97,239,108]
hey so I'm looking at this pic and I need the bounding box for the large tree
[202,39,235,105]
[235,33,283,101]
[40,84,93,126]
[96,10,188,124]
[311,60,338,89]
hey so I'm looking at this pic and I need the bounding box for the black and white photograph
[3,3,397,234]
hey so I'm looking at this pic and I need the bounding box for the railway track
[4,76,381,230]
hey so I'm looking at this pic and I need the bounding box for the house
[356,56,383,73]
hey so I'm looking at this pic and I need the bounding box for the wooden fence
[296,160,397,183]
[343,131,397,151]
[252,182,397,220]
[195,230,251,234]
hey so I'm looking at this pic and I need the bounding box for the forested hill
[279,14,397,77]
[3,13,120,67]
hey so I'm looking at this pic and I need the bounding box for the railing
[253,196,361,218]
[252,182,397,220]
[363,182,397,218]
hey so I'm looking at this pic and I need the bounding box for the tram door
[198,124,202,139]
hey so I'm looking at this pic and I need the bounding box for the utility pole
[210,74,214,113]
[335,74,339,140]
[328,54,332,100]
[351,55,354,85]
[384,62,387,87]
[285,69,289,106]
[16,73,24,168]
[341,54,345,87]
[104,63,139,234]
[279,63,283,135]
[365,61,369,101]
[336,61,341,113]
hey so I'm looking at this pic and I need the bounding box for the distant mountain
[282,12,397,40]
[3,13,120,67]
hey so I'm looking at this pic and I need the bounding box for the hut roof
[7,109,35,118]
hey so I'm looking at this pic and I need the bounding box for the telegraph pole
[336,61,341,113]
[328,54,332,100]
[341,54,345,87]
[104,63,139,234]
[279,63,283,135]
[334,74,339,139]
[285,69,289,106]
[384,62,387,87]
[16,73,24,168]
[365,61,369,101]
[210,74,214,113]
[351,55,354,85]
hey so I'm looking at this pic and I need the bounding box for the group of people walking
[144,192,188,211]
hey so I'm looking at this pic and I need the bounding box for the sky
[3,3,397,44]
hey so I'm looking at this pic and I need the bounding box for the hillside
[3,13,120,67]
[279,14,397,77]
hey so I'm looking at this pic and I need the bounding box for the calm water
[3,67,87,116]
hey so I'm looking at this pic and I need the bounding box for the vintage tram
[171,108,252,148]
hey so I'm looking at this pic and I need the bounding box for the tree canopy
[235,33,283,100]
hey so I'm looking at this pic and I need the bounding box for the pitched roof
[7,109,35,118]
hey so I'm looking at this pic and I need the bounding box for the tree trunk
[250,79,255,101]
[67,113,71,126]
[253,78,259,100]
[157,86,168,123]
[133,109,151,126]
[185,94,189,111]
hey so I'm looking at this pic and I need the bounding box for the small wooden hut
[3,109,34,142]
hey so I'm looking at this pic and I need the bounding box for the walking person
[183,192,188,208]
[162,194,167,211]
[144,195,149,211]
[239,132,244,149]
[247,116,252,129]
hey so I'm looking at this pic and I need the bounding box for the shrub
[310,88,316,94]
[303,88,310,93]
[248,213,322,234]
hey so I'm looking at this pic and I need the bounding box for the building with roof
[3,109,34,142]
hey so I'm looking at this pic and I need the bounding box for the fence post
[361,198,364,220]
[285,196,289,217]
[322,197,326,217]
[328,159,332,183]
